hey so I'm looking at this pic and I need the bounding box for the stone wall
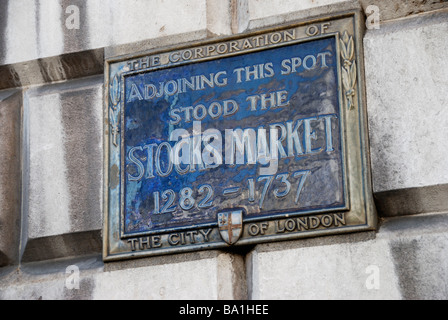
[1,0,448,300]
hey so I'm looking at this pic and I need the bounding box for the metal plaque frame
[103,11,377,261]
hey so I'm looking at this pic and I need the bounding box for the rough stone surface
[104,0,238,59]
[359,0,448,23]
[248,212,448,300]
[23,76,103,262]
[0,90,22,266]
[245,0,360,30]
[377,212,448,300]
[0,0,211,66]
[248,0,349,22]
[374,184,448,217]
[21,231,102,263]
[0,0,242,90]
[5,212,448,300]
[0,49,104,90]
[247,232,401,300]
[364,11,448,194]
[244,0,448,31]
[0,251,247,300]
[207,0,233,36]
[3,0,447,67]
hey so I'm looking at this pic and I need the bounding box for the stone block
[0,0,239,90]
[364,11,448,214]
[248,0,349,21]
[247,212,448,300]
[374,184,448,217]
[207,0,234,36]
[0,251,247,300]
[22,76,103,262]
[0,0,217,66]
[243,0,448,32]
[376,212,448,300]
[0,49,104,91]
[247,232,401,300]
[105,0,237,59]
[359,0,448,23]
[245,0,360,30]
[0,90,22,266]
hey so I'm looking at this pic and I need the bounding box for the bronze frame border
[103,10,377,262]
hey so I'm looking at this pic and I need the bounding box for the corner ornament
[340,31,357,110]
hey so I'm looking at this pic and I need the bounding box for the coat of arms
[218,210,243,245]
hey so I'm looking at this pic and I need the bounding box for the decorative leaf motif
[342,31,350,44]
[340,39,348,60]
[342,67,350,89]
[348,37,354,60]
[109,74,121,147]
[340,32,357,110]
[350,62,357,88]
[109,108,119,147]
[110,75,121,108]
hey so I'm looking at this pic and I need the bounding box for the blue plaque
[104,12,377,261]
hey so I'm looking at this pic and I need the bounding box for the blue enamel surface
[122,37,345,235]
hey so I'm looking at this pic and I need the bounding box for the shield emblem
[218,210,243,245]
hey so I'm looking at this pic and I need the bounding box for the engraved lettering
[128,238,138,251]
[275,213,347,233]
[199,229,213,242]
[168,233,180,246]
[248,224,260,236]
[306,25,319,37]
